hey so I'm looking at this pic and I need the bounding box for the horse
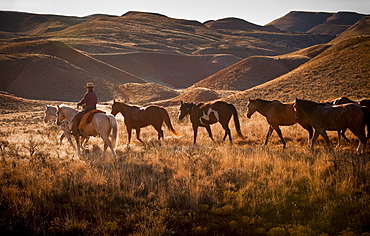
[44,105,76,148]
[293,98,370,155]
[246,98,313,148]
[56,105,118,157]
[178,101,245,143]
[111,100,178,144]
[321,96,357,105]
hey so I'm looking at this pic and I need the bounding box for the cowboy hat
[84,82,95,88]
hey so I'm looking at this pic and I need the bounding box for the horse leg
[135,128,143,142]
[126,127,133,144]
[192,124,199,144]
[320,130,332,150]
[220,122,232,142]
[311,129,320,150]
[153,125,164,140]
[205,125,215,142]
[264,126,274,145]
[349,128,367,155]
[341,128,350,142]
[75,135,81,156]
[101,134,117,158]
[273,125,286,148]
[300,124,313,146]
[336,131,341,147]
[66,133,76,149]
[60,133,65,145]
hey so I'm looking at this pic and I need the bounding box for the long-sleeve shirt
[78,90,97,109]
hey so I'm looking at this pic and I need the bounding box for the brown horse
[320,96,359,144]
[246,98,313,148]
[111,100,177,143]
[294,98,370,155]
[178,101,245,143]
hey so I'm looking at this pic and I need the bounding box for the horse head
[44,105,57,123]
[56,105,76,125]
[246,99,257,118]
[111,100,129,117]
[178,101,195,121]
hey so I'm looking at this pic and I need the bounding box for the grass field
[0,105,369,235]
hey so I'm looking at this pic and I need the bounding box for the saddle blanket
[78,109,106,130]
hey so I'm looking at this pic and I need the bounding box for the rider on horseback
[70,82,98,136]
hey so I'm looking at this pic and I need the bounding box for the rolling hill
[226,36,370,106]
[0,10,369,104]
[267,11,368,35]
[0,40,145,101]
[0,10,335,101]
[191,43,331,91]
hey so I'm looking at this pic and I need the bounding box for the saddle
[78,109,106,130]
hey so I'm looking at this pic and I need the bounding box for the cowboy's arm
[77,93,88,108]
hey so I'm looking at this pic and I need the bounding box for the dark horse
[320,96,358,144]
[111,100,178,143]
[246,98,313,148]
[294,98,370,155]
[178,101,245,143]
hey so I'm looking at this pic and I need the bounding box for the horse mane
[296,99,325,113]
[59,104,74,109]
[254,98,276,106]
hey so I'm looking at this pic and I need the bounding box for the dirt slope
[204,17,280,32]
[266,11,332,32]
[267,11,368,35]
[307,12,367,35]
[0,40,145,101]
[226,36,370,106]
[331,16,370,43]
[192,43,331,91]
[0,11,87,35]
[115,83,180,105]
[93,52,224,88]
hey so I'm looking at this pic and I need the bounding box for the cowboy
[70,82,98,136]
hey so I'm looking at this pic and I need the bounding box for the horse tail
[361,106,370,139]
[108,115,118,148]
[161,108,179,135]
[229,104,246,140]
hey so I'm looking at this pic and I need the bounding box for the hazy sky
[1,0,369,25]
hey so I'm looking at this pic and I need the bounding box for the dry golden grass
[0,103,369,235]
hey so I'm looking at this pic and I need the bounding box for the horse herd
[43,97,370,157]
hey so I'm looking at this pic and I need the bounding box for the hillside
[226,36,370,106]
[92,52,224,88]
[192,43,331,90]
[0,40,145,101]
[0,10,364,102]
[115,83,180,105]
[267,11,368,35]
[306,12,367,35]
[0,11,87,35]
[331,16,370,43]
[204,17,280,32]
[0,12,333,101]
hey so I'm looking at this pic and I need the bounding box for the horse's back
[269,101,296,125]
[315,103,363,129]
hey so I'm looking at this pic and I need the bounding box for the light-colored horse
[56,105,118,158]
[44,105,76,148]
